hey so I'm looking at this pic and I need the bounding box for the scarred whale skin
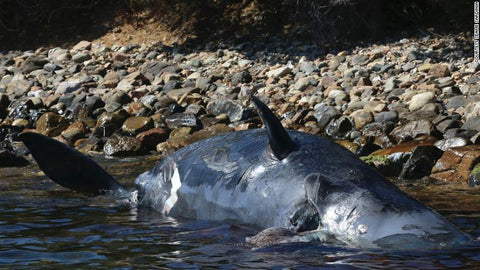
[18,96,472,250]
[134,128,470,249]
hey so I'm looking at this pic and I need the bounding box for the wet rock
[335,140,358,153]
[169,127,193,140]
[136,127,169,149]
[0,93,9,118]
[355,143,381,157]
[390,119,438,142]
[360,155,400,177]
[0,148,29,167]
[103,134,145,156]
[326,116,354,139]
[430,145,480,183]
[399,146,443,180]
[434,137,470,151]
[165,113,201,129]
[167,123,233,150]
[207,99,255,122]
[122,116,154,135]
[468,164,480,187]
[95,110,129,137]
[35,112,69,137]
[60,121,88,144]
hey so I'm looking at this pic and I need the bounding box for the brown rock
[166,87,200,100]
[113,52,129,62]
[61,121,87,144]
[428,64,450,77]
[336,140,358,153]
[103,135,145,156]
[430,145,480,182]
[136,128,169,149]
[72,40,92,51]
[167,124,233,149]
[390,119,438,142]
[35,112,69,137]
[371,136,437,156]
[350,109,374,129]
[122,116,154,135]
[102,71,120,88]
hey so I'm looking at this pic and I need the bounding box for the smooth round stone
[409,91,435,111]
[35,112,69,137]
[122,116,154,135]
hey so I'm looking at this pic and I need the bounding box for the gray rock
[207,98,255,122]
[299,61,317,74]
[437,77,454,88]
[6,77,32,97]
[313,103,341,129]
[390,119,437,142]
[230,71,252,85]
[140,61,169,83]
[20,56,49,73]
[462,117,480,132]
[55,79,83,95]
[266,66,291,78]
[374,111,398,123]
[72,52,92,63]
[351,54,368,65]
[165,113,201,129]
[445,96,466,109]
[434,137,470,151]
[326,116,354,139]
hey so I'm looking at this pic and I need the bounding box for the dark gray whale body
[19,96,471,250]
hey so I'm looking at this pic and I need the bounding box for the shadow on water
[0,155,479,268]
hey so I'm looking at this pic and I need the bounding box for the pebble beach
[1,32,479,185]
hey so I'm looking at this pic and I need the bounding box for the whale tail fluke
[18,132,129,197]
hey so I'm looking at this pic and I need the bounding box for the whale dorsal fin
[251,95,295,160]
[18,132,129,197]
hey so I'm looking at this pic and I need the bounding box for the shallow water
[1,155,480,269]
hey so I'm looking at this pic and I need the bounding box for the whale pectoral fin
[245,227,333,248]
[290,200,320,232]
[245,227,297,248]
[18,132,129,197]
[251,95,295,160]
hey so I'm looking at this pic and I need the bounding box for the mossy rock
[468,163,480,187]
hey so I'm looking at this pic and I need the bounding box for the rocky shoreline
[1,33,479,186]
